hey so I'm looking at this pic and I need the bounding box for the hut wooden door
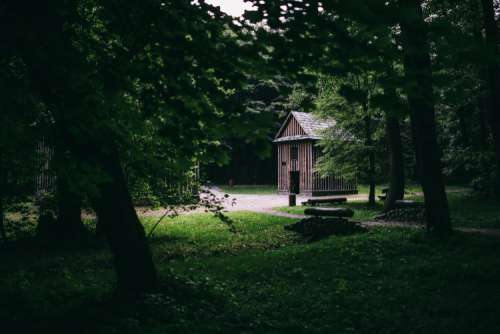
[290,171,300,194]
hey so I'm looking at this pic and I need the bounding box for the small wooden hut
[274,112,358,196]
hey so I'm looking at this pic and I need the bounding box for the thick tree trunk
[56,175,85,239]
[480,0,500,196]
[54,126,158,294]
[384,115,405,212]
[15,2,157,294]
[54,140,86,241]
[399,0,451,236]
[88,142,158,294]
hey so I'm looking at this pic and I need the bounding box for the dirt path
[136,188,500,237]
[210,189,500,237]
[138,186,471,218]
[136,189,316,218]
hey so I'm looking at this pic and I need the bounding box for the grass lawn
[1,211,500,333]
[217,184,276,195]
[277,190,500,229]
[277,201,385,221]
[357,183,467,196]
[446,192,500,229]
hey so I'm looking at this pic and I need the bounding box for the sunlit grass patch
[216,184,276,195]
[275,201,384,221]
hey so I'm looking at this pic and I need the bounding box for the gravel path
[209,189,500,237]
[135,188,500,237]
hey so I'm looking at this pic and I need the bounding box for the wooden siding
[276,112,358,196]
[164,165,200,197]
[34,139,200,199]
[277,141,315,194]
[277,141,357,195]
[35,139,55,196]
[310,146,357,195]
[280,116,307,137]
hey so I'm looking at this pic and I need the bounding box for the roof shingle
[291,111,335,137]
[273,111,336,142]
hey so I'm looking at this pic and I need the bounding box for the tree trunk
[480,0,500,196]
[0,197,5,241]
[54,139,86,241]
[478,97,489,150]
[399,0,451,236]
[409,112,422,181]
[457,108,470,147]
[56,174,85,239]
[368,150,376,205]
[384,115,405,212]
[364,107,376,206]
[87,142,158,294]
[15,2,157,294]
[0,153,6,241]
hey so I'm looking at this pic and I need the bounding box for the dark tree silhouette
[399,0,451,235]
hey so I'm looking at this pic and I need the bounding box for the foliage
[244,0,500,200]
[204,77,316,185]
[0,56,41,213]
[314,75,386,184]
[3,0,260,203]
[1,212,500,332]
[427,0,500,195]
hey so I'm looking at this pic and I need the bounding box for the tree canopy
[2,0,500,294]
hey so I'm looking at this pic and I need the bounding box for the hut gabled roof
[273,111,336,143]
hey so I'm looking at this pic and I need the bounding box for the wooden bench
[302,197,347,206]
[304,207,354,218]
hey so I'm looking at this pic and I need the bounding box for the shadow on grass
[4,273,254,334]
[285,217,368,242]
[2,230,500,333]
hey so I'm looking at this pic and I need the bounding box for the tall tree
[4,0,253,293]
[375,72,406,211]
[398,0,451,235]
[13,1,160,292]
[315,74,385,205]
[423,0,496,194]
[54,147,85,242]
[384,114,405,211]
[479,0,500,196]
[320,73,381,205]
